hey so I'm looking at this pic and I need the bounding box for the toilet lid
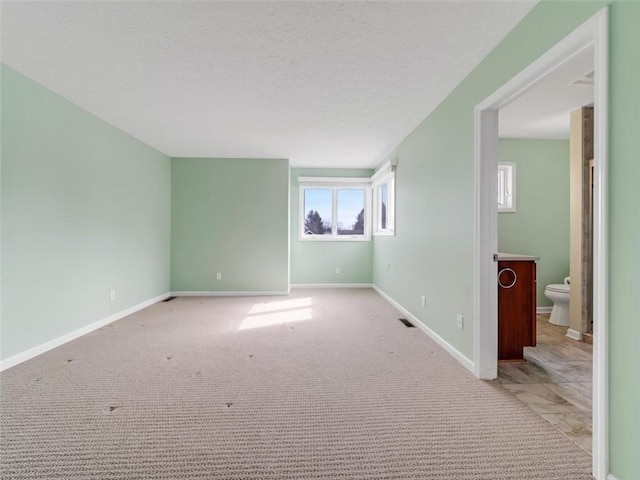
[547,284,570,293]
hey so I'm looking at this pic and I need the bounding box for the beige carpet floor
[0,288,592,479]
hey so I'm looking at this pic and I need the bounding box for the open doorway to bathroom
[495,46,595,453]
[473,8,608,479]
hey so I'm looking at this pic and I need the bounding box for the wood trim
[591,8,609,478]
[566,329,583,341]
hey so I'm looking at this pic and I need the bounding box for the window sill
[299,235,371,242]
[373,231,395,237]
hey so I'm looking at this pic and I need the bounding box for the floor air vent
[163,296,177,302]
[398,318,415,328]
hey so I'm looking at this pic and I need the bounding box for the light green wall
[372,2,639,477]
[1,64,171,361]
[290,168,373,284]
[2,2,639,476]
[171,158,289,293]
[608,3,640,478]
[498,139,570,307]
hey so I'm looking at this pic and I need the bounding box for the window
[299,178,371,241]
[337,189,365,236]
[497,162,516,212]
[303,188,332,235]
[371,162,395,235]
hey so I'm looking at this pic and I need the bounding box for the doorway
[495,45,595,454]
[472,8,609,480]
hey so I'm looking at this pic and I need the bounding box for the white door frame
[473,8,609,479]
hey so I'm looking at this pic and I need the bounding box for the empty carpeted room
[1,2,638,480]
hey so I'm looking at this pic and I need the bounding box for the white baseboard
[290,283,373,289]
[172,290,290,297]
[536,306,553,314]
[0,292,171,372]
[372,285,475,374]
[566,328,582,341]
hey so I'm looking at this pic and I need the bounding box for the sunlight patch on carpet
[238,308,312,330]
[247,297,312,314]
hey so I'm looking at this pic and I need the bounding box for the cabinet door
[498,261,536,360]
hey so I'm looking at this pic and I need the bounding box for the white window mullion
[373,185,380,232]
[388,178,395,232]
[366,185,373,237]
[331,188,338,236]
[300,186,306,237]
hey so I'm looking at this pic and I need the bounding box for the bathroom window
[498,162,516,212]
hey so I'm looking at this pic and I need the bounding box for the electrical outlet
[335,267,341,274]
[421,296,427,308]
[110,289,116,301]
[456,314,464,329]
[216,272,222,280]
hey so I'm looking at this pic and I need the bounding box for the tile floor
[497,314,593,454]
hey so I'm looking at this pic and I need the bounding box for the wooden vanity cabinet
[498,259,537,361]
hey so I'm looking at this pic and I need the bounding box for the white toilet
[544,277,571,326]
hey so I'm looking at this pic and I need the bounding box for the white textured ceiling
[1,1,536,167]
[499,47,594,140]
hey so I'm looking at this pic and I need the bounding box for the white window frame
[299,177,372,241]
[371,162,396,236]
[497,162,516,212]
